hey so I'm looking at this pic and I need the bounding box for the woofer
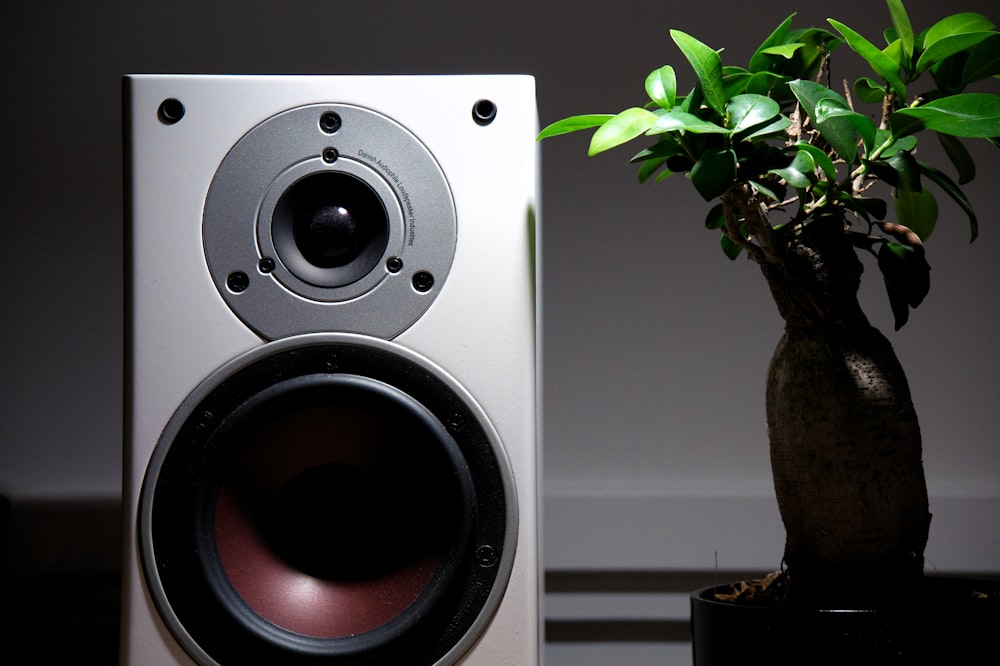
[139,337,516,665]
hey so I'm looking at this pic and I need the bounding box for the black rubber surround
[140,340,514,665]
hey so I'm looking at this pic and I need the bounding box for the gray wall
[3,1,998,663]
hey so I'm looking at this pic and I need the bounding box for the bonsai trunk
[757,216,931,605]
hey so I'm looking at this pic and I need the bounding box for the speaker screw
[472,99,497,126]
[476,545,498,568]
[227,271,250,293]
[412,271,434,292]
[319,111,342,134]
[446,412,465,432]
[322,148,339,163]
[386,257,403,273]
[195,410,215,430]
[158,98,185,124]
[258,257,275,273]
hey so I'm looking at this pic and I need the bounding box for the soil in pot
[690,572,1000,665]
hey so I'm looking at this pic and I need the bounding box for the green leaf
[924,12,997,44]
[887,150,923,191]
[637,157,669,184]
[739,115,792,142]
[629,136,684,163]
[727,94,782,135]
[749,14,795,73]
[745,71,788,96]
[937,133,976,184]
[961,33,1000,83]
[916,12,997,73]
[814,98,878,152]
[679,85,704,114]
[878,241,931,309]
[721,232,744,260]
[890,93,1000,139]
[646,65,677,110]
[882,39,906,74]
[588,108,659,156]
[929,50,970,96]
[705,203,726,230]
[917,31,998,75]
[918,160,979,241]
[537,114,613,141]
[630,138,687,185]
[791,141,838,181]
[649,108,730,135]
[894,187,938,240]
[866,150,922,191]
[749,178,785,202]
[886,0,914,63]
[853,77,887,104]
[769,149,817,189]
[690,148,737,200]
[875,130,918,157]
[829,18,908,98]
[842,195,888,222]
[722,67,753,99]
[761,44,804,59]
[670,29,728,117]
[883,274,912,330]
[782,27,843,82]
[665,155,695,172]
[789,79,860,162]
[930,34,1000,93]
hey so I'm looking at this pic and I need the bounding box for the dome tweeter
[123,75,540,666]
[202,100,458,339]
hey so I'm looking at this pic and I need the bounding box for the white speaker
[121,75,540,665]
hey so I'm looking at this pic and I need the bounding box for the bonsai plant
[540,0,999,651]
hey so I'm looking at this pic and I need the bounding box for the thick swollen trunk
[759,222,931,605]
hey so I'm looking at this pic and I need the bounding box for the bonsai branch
[881,91,899,130]
[722,183,783,265]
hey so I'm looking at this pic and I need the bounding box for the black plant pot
[691,576,1000,665]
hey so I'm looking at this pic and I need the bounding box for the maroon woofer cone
[140,341,513,665]
[207,374,472,640]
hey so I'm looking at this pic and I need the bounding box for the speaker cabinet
[121,75,540,665]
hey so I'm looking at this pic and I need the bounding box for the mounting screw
[472,99,497,126]
[476,545,498,568]
[412,271,434,292]
[319,111,342,134]
[158,98,185,124]
[227,271,249,293]
[446,411,465,432]
[194,410,215,431]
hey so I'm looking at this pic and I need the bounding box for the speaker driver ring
[258,158,404,299]
[203,104,458,341]
[138,334,517,665]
